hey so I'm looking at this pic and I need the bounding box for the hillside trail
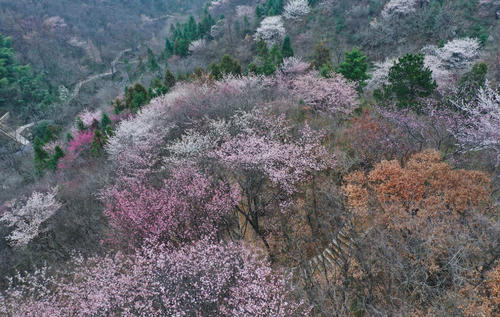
[288,224,353,280]
[0,113,33,145]
[69,12,184,102]
[68,48,132,103]
[1,48,132,146]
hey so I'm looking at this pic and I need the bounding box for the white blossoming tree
[283,0,310,20]
[365,58,397,91]
[188,39,206,54]
[279,57,310,76]
[0,188,62,248]
[236,5,254,19]
[452,81,500,167]
[381,0,418,19]
[423,38,481,89]
[254,16,286,45]
[423,38,480,70]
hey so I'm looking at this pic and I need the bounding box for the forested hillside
[1,0,499,316]
[0,0,206,83]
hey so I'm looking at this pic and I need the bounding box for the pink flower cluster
[57,130,94,169]
[102,166,241,246]
[1,240,310,316]
[289,72,359,116]
[78,108,102,128]
[212,111,335,196]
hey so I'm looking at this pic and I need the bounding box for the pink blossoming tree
[1,240,310,316]
[77,108,103,128]
[102,166,240,246]
[208,110,335,251]
[289,72,359,116]
[57,130,94,169]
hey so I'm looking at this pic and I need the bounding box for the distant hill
[0,0,206,86]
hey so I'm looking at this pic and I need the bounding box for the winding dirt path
[68,48,132,103]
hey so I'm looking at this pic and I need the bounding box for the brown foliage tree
[339,149,499,315]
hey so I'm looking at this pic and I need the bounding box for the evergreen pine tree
[76,117,86,131]
[387,53,437,110]
[131,83,148,110]
[261,58,276,76]
[248,63,258,75]
[219,55,242,76]
[137,56,146,74]
[147,48,159,72]
[457,62,488,102]
[164,69,176,89]
[33,136,49,174]
[100,113,112,130]
[337,47,370,89]
[270,44,283,66]
[165,38,174,55]
[91,129,104,157]
[243,16,251,36]
[209,62,222,80]
[47,146,64,170]
[281,36,294,58]
[186,16,198,40]
[257,39,270,60]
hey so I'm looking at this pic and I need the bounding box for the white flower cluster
[279,57,311,75]
[423,38,481,89]
[164,119,229,165]
[365,58,397,91]
[381,0,418,19]
[424,38,481,70]
[188,39,207,53]
[0,188,62,248]
[236,5,254,18]
[452,81,500,166]
[254,16,286,45]
[283,0,311,20]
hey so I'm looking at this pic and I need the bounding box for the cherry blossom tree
[77,108,102,128]
[0,188,61,248]
[156,240,310,316]
[289,72,359,116]
[366,58,396,91]
[236,5,255,19]
[208,110,335,251]
[164,119,230,165]
[107,76,268,180]
[57,130,94,169]
[102,166,240,246]
[1,252,157,316]
[433,38,481,70]
[164,108,335,252]
[106,93,176,178]
[1,240,310,316]
[254,16,286,45]
[283,0,311,20]
[279,56,310,76]
[423,38,481,90]
[452,81,500,167]
[381,0,418,19]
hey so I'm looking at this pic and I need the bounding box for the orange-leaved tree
[341,149,498,315]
